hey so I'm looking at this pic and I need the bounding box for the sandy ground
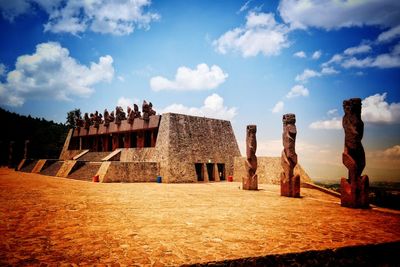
[0,168,399,266]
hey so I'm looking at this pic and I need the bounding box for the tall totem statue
[243,125,258,190]
[340,98,369,208]
[280,113,300,197]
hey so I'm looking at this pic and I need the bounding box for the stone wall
[155,113,241,183]
[233,156,311,184]
[101,162,159,183]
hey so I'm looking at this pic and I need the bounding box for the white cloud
[0,63,5,77]
[161,93,237,121]
[286,84,309,98]
[117,75,125,82]
[295,68,321,83]
[237,0,252,14]
[362,93,400,124]
[0,42,114,107]
[150,63,228,91]
[293,51,306,58]
[377,25,400,43]
[309,117,341,130]
[322,54,343,67]
[327,109,338,116]
[0,0,159,35]
[117,96,139,109]
[0,0,31,22]
[279,0,400,30]
[344,44,372,55]
[369,145,400,160]
[272,101,284,113]
[341,46,400,69]
[213,11,290,58]
[312,50,322,60]
[321,67,339,75]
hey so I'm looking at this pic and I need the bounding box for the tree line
[0,108,70,167]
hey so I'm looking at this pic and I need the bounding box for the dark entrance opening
[130,132,137,148]
[217,163,225,181]
[144,131,152,147]
[118,134,124,148]
[195,163,204,182]
[108,135,113,151]
[206,163,214,181]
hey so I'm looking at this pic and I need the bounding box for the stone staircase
[78,152,112,162]
[41,161,64,177]
[20,160,38,173]
[68,162,102,181]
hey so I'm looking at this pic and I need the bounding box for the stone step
[41,161,64,177]
[20,160,38,173]
[78,152,111,162]
[68,162,102,181]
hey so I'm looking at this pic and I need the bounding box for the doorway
[206,163,214,181]
[195,163,204,182]
[217,164,225,181]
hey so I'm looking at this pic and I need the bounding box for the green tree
[66,108,81,128]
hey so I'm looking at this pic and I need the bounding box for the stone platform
[0,168,399,266]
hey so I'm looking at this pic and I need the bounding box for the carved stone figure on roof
[340,98,369,208]
[84,113,91,129]
[75,114,84,128]
[280,113,300,197]
[243,125,258,190]
[127,104,142,124]
[115,106,126,125]
[93,111,102,128]
[142,100,150,120]
[149,102,156,116]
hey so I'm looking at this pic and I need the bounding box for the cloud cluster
[295,67,338,83]
[0,42,114,106]
[309,93,400,129]
[213,11,290,57]
[160,93,237,120]
[0,0,159,35]
[272,101,284,113]
[309,118,341,130]
[279,0,400,30]
[286,84,309,98]
[293,51,306,58]
[150,64,228,91]
[362,93,400,123]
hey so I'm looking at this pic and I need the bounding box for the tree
[66,108,81,128]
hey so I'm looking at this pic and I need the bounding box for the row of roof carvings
[75,100,156,129]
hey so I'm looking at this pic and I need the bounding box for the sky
[0,0,399,182]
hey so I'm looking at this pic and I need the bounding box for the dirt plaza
[0,168,399,266]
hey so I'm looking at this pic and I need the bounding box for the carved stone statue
[103,109,111,127]
[340,98,369,208]
[142,100,150,121]
[149,102,156,116]
[128,104,142,124]
[93,110,103,128]
[83,113,91,129]
[75,115,84,128]
[280,113,300,197]
[115,106,126,125]
[243,125,258,190]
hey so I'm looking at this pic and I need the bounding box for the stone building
[19,112,241,183]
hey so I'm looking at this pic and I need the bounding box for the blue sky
[0,0,399,181]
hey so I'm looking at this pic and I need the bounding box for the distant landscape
[315,181,400,210]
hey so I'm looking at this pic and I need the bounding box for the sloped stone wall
[156,113,241,183]
[233,156,312,184]
[102,162,159,183]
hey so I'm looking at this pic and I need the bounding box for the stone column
[280,114,300,197]
[340,98,369,208]
[243,125,258,190]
